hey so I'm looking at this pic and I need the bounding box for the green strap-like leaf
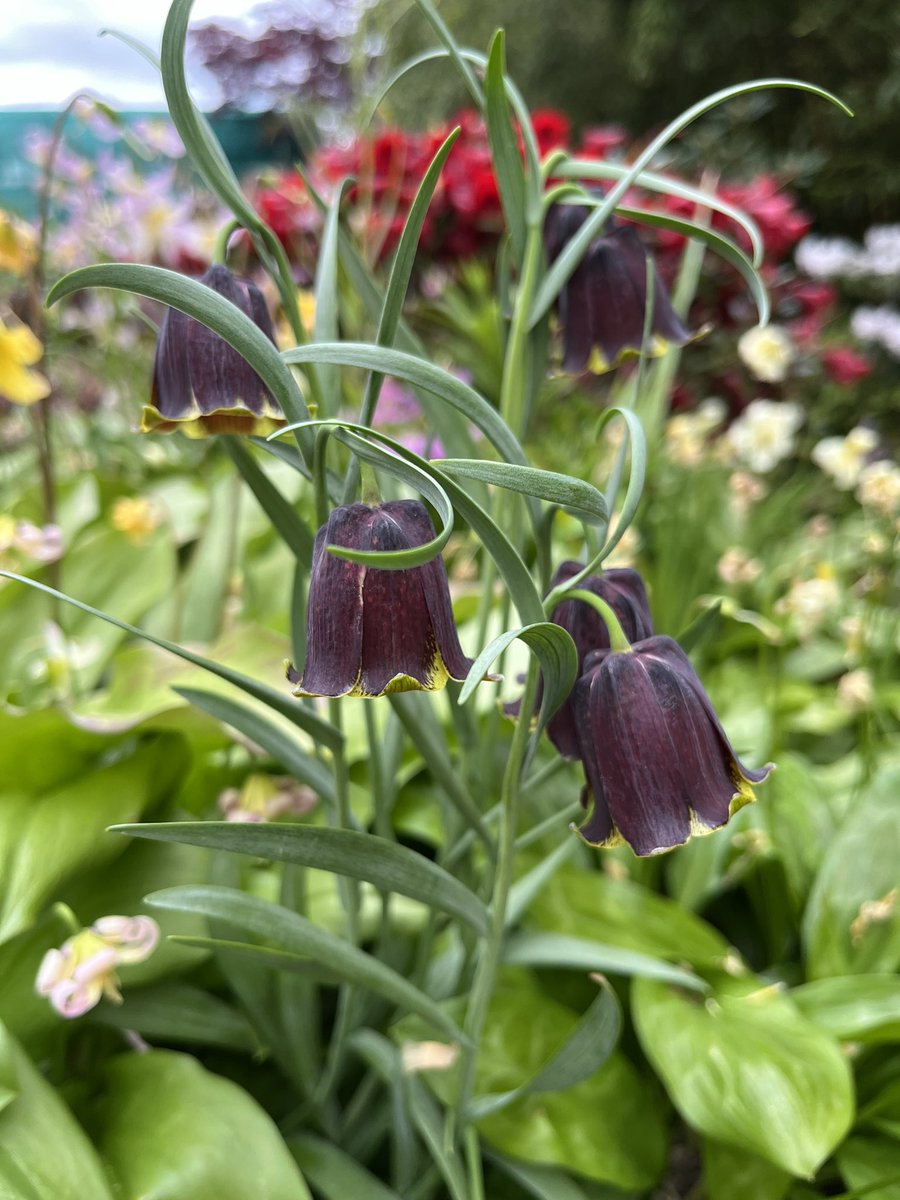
[485,31,527,263]
[289,1135,403,1200]
[313,178,352,418]
[437,459,609,524]
[460,623,577,738]
[113,822,488,936]
[174,687,335,801]
[413,0,483,106]
[146,886,465,1042]
[45,264,311,442]
[530,77,852,327]
[224,439,313,566]
[504,930,709,993]
[0,572,343,753]
[280,341,527,471]
[467,981,621,1119]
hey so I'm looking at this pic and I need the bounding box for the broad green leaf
[279,342,527,470]
[437,459,609,524]
[485,31,526,262]
[46,264,310,438]
[113,821,488,936]
[803,764,900,979]
[525,867,730,970]
[224,439,314,566]
[173,687,335,802]
[468,981,621,1119]
[556,157,765,266]
[460,623,577,734]
[96,1049,311,1199]
[838,1136,900,1200]
[0,1023,114,1200]
[90,983,257,1052]
[530,78,851,327]
[0,734,188,945]
[146,885,464,1041]
[289,1135,402,1200]
[791,975,900,1044]
[504,930,708,992]
[633,975,854,1176]
[0,708,122,797]
[702,1139,791,1200]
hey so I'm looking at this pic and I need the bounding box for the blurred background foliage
[376,0,900,235]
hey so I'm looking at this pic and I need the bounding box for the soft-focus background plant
[0,2,898,1199]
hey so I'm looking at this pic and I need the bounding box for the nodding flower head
[145,264,283,436]
[289,500,474,699]
[572,635,773,856]
[544,205,694,374]
[36,915,159,1018]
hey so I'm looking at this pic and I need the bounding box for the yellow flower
[0,314,50,406]
[0,210,37,276]
[110,496,159,545]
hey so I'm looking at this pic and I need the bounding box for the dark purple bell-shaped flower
[544,204,693,374]
[514,561,654,758]
[573,635,773,857]
[289,500,474,698]
[145,265,284,436]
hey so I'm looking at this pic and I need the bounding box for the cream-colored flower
[725,400,804,474]
[110,496,160,545]
[738,324,795,383]
[717,547,762,586]
[857,460,900,515]
[664,398,726,467]
[728,471,767,515]
[811,426,878,489]
[0,313,50,405]
[837,668,874,713]
[776,568,841,639]
[400,1041,460,1073]
[36,915,159,1018]
[217,773,318,823]
[840,615,866,658]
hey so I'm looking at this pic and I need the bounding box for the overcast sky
[0,0,256,110]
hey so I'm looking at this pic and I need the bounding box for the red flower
[530,108,570,154]
[822,347,873,386]
[578,125,627,159]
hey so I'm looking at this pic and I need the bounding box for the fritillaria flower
[572,636,773,856]
[289,500,474,698]
[544,205,693,373]
[541,561,654,758]
[145,264,283,436]
[36,915,159,1018]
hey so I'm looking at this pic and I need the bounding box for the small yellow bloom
[0,314,50,406]
[110,496,159,545]
[0,210,37,276]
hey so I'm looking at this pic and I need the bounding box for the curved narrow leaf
[557,158,764,267]
[174,687,335,802]
[0,573,343,754]
[98,28,161,71]
[89,982,258,1052]
[597,405,646,562]
[633,976,854,1177]
[313,177,352,418]
[530,78,852,327]
[616,205,769,325]
[223,439,313,566]
[46,264,310,437]
[504,930,708,992]
[437,459,609,524]
[289,1134,402,1200]
[280,341,527,470]
[460,623,577,737]
[160,0,262,232]
[468,981,621,1119]
[114,821,488,936]
[485,31,526,263]
[414,0,483,105]
[146,885,465,1041]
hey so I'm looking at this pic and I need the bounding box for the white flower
[775,572,841,639]
[837,668,874,713]
[738,325,795,383]
[725,400,804,473]
[717,548,762,586]
[857,460,900,515]
[811,426,879,489]
[851,305,900,359]
[664,398,726,467]
[794,235,859,279]
[36,915,159,1018]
